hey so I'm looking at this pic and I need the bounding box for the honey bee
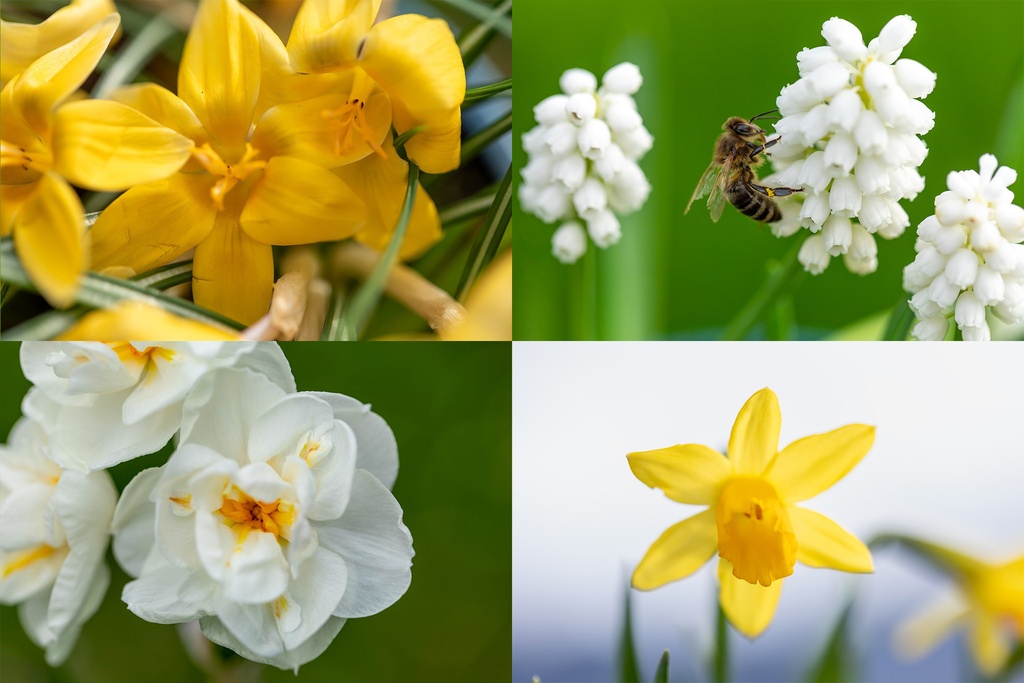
[685,110,803,223]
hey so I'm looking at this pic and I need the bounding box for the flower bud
[586,209,622,248]
[551,222,588,263]
[601,62,643,94]
[560,68,597,94]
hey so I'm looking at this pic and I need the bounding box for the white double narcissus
[0,417,117,665]
[20,341,294,470]
[112,367,413,671]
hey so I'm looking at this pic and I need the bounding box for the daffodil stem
[92,12,178,99]
[715,601,729,683]
[720,238,806,340]
[456,165,511,302]
[461,111,512,164]
[464,78,512,104]
[882,298,915,340]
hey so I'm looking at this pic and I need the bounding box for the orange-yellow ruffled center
[715,477,797,587]
[190,142,267,211]
[320,69,386,159]
[218,487,294,542]
[108,342,175,365]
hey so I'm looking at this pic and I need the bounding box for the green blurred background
[513,0,1024,340]
[0,342,511,682]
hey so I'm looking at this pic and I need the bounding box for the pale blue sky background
[512,342,1024,682]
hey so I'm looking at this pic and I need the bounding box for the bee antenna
[749,109,780,122]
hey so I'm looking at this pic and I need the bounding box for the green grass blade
[457,0,511,65]
[714,601,728,683]
[3,306,91,340]
[653,651,670,683]
[339,163,420,339]
[440,188,498,225]
[464,78,512,104]
[882,298,916,340]
[455,165,511,301]
[432,0,512,38]
[130,261,194,290]
[92,12,178,99]
[321,285,349,341]
[461,111,512,164]
[619,586,640,683]
[804,600,856,683]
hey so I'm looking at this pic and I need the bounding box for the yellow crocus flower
[0,14,192,307]
[896,542,1024,675]
[89,0,373,325]
[440,250,512,341]
[57,302,240,340]
[0,0,117,87]
[628,387,875,638]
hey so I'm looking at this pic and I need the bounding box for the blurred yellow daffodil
[441,250,512,341]
[89,0,373,325]
[896,541,1024,675]
[628,387,875,638]
[0,0,117,87]
[0,13,192,307]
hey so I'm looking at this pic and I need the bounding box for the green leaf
[720,237,806,341]
[130,261,194,290]
[321,286,349,341]
[439,187,498,226]
[881,298,916,340]
[336,162,421,340]
[464,78,512,104]
[432,0,512,38]
[653,651,670,683]
[714,601,729,683]
[804,600,856,683]
[620,586,640,683]
[461,111,512,164]
[456,0,511,67]
[3,306,91,341]
[455,165,511,301]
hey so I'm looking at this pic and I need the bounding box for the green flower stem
[464,78,512,104]
[715,602,729,683]
[572,246,598,340]
[338,162,420,339]
[619,587,640,683]
[433,0,512,38]
[393,125,425,150]
[882,298,915,340]
[720,238,806,341]
[455,165,511,302]
[321,285,349,341]
[92,11,178,99]
[654,651,670,683]
[461,111,512,164]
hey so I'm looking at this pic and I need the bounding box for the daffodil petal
[393,104,461,174]
[969,611,1012,675]
[241,155,366,245]
[13,173,85,307]
[192,213,274,325]
[287,0,381,72]
[632,509,717,591]
[108,83,207,142]
[13,13,119,137]
[333,141,441,260]
[51,100,192,191]
[717,558,782,638]
[359,14,465,123]
[1,0,117,86]
[57,302,239,340]
[90,174,218,273]
[769,424,875,502]
[178,0,259,158]
[626,444,730,505]
[789,506,873,573]
[727,387,781,476]
[894,592,967,660]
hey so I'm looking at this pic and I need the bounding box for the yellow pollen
[3,544,58,577]
[715,477,798,587]
[274,595,288,619]
[299,440,320,463]
[218,488,294,541]
[0,139,52,174]
[320,99,386,159]
[189,142,267,211]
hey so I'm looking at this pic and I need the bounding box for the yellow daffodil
[895,541,1024,674]
[0,0,117,87]
[285,0,466,173]
[628,387,875,638]
[56,302,240,340]
[1,14,192,307]
[89,0,372,325]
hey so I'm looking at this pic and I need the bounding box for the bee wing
[685,162,723,215]
[707,153,734,223]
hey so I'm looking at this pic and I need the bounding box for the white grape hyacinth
[763,15,936,275]
[0,417,117,665]
[20,342,295,471]
[904,154,1024,341]
[112,367,413,671]
[519,62,653,263]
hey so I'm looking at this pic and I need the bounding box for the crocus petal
[178,0,260,158]
[359,14,465,123]
[333,140,442,260]
[303,392,398,489]
[317,470,412,618]
[969,611,1012,675]
[393,104,461,174]
[287,0,382,72]
[789,506,873,573]
[632,509,717,590]
[769,424,875,502]
[2,184,36,237]
[12,172,85,307]
[727,388,782,476]
[90,174,218,273]
[240,156,367,245]
[58,303,239,341]
[107,83,207,142]
[627,444,730,505]
[718,558,783,638]
[441,249,512,341]
[12,14,119,137]
[1,0,117,87]
[192,210,274,325]
[51,99,192,191]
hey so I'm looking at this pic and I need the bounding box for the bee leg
[749,182,804,198]
[748,135,783,160]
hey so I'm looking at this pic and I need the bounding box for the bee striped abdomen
[727,182,782,223]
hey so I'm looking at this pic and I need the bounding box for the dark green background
[513,0,1024,340]
[0,342,511,682]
